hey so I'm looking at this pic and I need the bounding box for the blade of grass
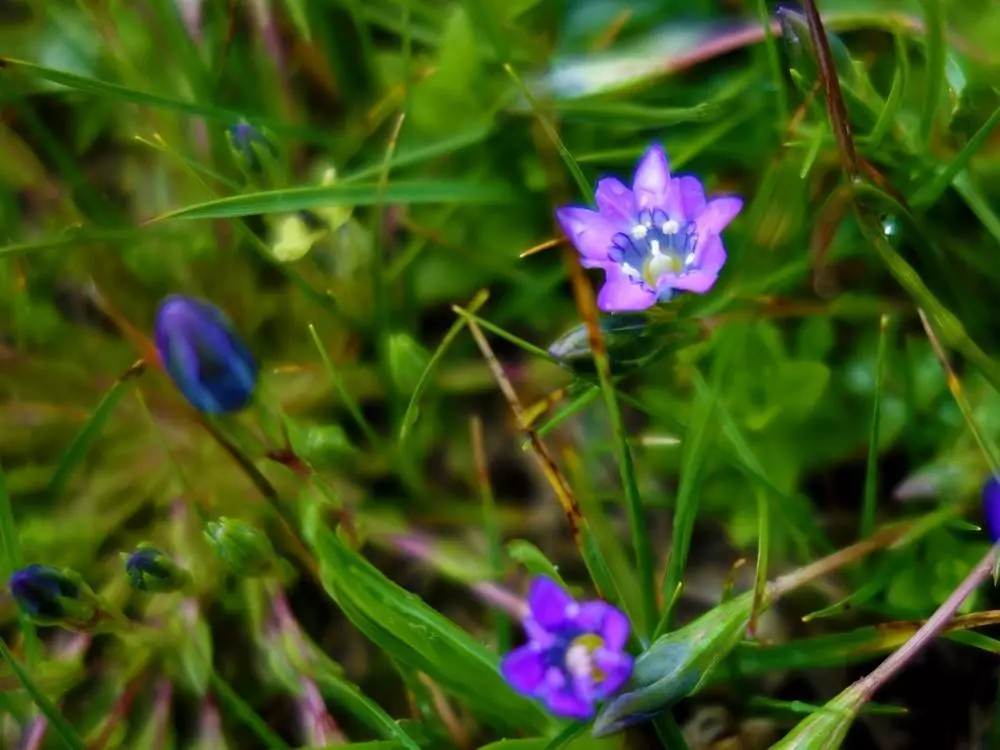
[502,64,592,198]
[210,671,291,750]
[308,324,381,449]
[0,638,85,750]
[656,371,717,636]
[45,361,145,504]
[757,0,788,124]
[912,102,1000,207]
[917,309,1000,473]
[918,0,946,148]
[750,487,771,638]
[0,58,329,144]
[149,179,515,221]
[861,314,891,540]
[470,416,510,652]
[372,114,406,436]
[399,290,490,444]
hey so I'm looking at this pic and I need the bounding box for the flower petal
[676,176,706,220]
[694,234,726,275]
[575,602,630,651]
[500,645,548,696]
[595,177,634,223]
[593,648,634,698]
[544,688,595,720]
[695,196,743,235]
[527,577,575,630]
[556,206,619,263]
[658,269,719,295]
[597,267,657,312]
[631,144,672,211]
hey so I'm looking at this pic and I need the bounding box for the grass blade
[861,315,890,540]
[0,638,86,750]
[210,671,291,750]
[150,180,515,221]
[45,362,144,504]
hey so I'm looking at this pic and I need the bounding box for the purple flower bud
[154,295,258,414]
[982,476,1000,542]
[555,144,743,312]
[9,564,95,626]
[499,577,633,720]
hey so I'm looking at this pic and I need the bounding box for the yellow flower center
[565,633,606,682]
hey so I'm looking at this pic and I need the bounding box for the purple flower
[556,144,743,312]
[983,475,1000,542]
[154,295,258,414]
[500,577,633,720]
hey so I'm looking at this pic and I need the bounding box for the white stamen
[649,239,661,257]
[662,219,680,235]
[621,262,640,278]
[565,644,593,680]
[630,224,648,240]
[684,252,696,265]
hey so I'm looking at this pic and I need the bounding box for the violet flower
[500,577,633,720]
[982,475,1000,542]
[556,143,743,312]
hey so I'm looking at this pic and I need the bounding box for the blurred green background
[3,0,1000,748]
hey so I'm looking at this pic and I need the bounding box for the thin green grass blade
[312,674,421,750]
[0,226,185,259]
[210,671,291,750]
[308,324,381,449]
[0,638,85,750]
[861,314,890,540]
[912,102,1000,207]
[0,58,328,143]
[656,372,717,636]
[918,0,946,147]
[757,0,788,124]
[864,34,907,146]
[45,366,142,504]
[399,290,489,444]
[151,180,515,221]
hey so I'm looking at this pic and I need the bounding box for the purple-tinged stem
[856,544,998,701]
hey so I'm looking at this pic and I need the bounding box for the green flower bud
[769,683,865,749]
[204,518,275,577]
[593,592,754,737]
[122,544,192,593]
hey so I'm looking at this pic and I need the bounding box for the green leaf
[506,540,567,586]
[768,684,865,750]
[153,180,514,221]
[304,519,551,733]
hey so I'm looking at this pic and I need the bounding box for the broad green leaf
[304,519,551,733]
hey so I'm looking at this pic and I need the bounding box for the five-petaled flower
[154,295,258,414]
[500,577,633,719]
[556,143,743,312]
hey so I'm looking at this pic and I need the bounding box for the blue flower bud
[982,476,1000,543]
[154,295,258,414]
[122,544,192,593]
[227,121,278,175]
[9,564,96,627]
[593,593,754,737]
[204,518,275,577]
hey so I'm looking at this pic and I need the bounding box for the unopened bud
[204,518,275,577]
[122,544,191,593]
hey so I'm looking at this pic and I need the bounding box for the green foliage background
[3,0,1000,747]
